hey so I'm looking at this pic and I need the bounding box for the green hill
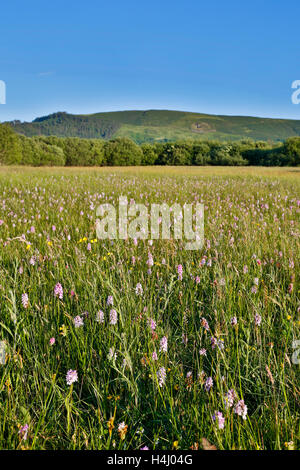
[6,109,300,143]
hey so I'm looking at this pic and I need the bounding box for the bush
[32,138,66,166]
[104,137,143,166]
[0,124,22,164]
[156,143,193,165]
[141,143,158,165]
[282,137,300,166]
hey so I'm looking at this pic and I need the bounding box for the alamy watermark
[0,341,6,365]
[291,340,300,365]
[96,196,204,250]
[291,80,300,104]
[0,80,6,104]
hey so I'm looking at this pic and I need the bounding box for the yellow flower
[107,417,115,436]
[59,324,68,337]
[5,379,11,391]
[173,441,179,449]
[47,241,52,246]
[285,441,295,450]
[287,315,291,320]
[26,244,31,250]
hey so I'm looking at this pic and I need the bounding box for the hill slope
[6,109,300,143]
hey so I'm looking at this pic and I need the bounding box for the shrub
[104,137,143,166]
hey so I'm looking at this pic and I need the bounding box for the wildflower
[195,276,201,284]
[288,283,293,293]
[59,324,68,337]
[243,265,248,274]
[148,318,156,331]
[212,411,225,430]
[141,446,149,450]
[19,424,29,441]
[254,277,259,286]
[199,348,207,356]
[201,317,209,330]
[54,282,63,300]
[152,351,158,361]
[251,285,257,294]
[135,283,143,296]
[177,264,183,281]
[49,337,55,346]
[157,367,166,387]
[107,416,115,436]
[118,422,128,440]
[22,293,29,309]
[204,376,213,392]
[254,314,262,326]
[87,242,91,251]
[234,399,248,420]
[107,295,113,306]
[147,253,154,268]
[108,347,117,361]
[284,441,295,450]
[230,316,238,326]
[96,310,105,323]
[224,389,237,409]
[159,336,168,353]
[109,309,118,325]
[66,369,78,386]
[74,315,84,328]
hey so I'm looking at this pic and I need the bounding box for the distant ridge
[6,109,300,143]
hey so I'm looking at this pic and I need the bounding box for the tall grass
[0,166,299,449]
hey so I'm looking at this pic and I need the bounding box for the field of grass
[0,166,299,450]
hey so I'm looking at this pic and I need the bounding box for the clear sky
[1,0,300,122]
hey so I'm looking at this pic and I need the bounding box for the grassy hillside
[6,109,300,143]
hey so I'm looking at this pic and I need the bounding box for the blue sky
[0,0,299,122]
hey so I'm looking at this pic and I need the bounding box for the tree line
[0,123,299,166]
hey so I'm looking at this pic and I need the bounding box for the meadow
[0,165,299,450]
